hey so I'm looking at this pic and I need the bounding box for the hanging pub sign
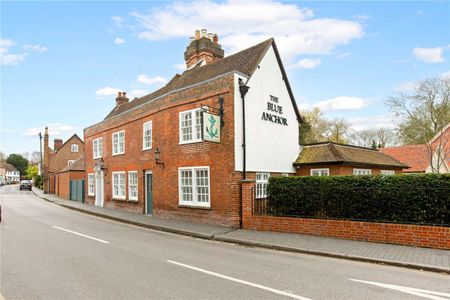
[202,112,221,143]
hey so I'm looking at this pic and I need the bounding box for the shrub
[34,175,42,189]
[267,174,450,225]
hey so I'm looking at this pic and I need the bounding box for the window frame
[353,168,372,175]
[179,108,203,145]
[255,172,270,199]
[67,160,76,166]
[93,137,103,159]
[310,168,330,176]
[71,144,79,152]
[178,166,211,208]
[112,130,125,155]
[128,171,138,201]
[380,170,395,175]
[112,171,126,200]
[87,173,95,196]
[142,121,153,151]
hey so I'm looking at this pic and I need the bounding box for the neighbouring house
[42,127,85,194]
[380,122,450,174]
[294,142,409,176]
[0,161,20,183]
[54,155,85,201]
[84,30,302,227]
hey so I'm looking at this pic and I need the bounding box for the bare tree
[349,128,399,148]
[326,118,350,144]
[299,107,329,144]
[29,151,41,165]
[387,76,450,173]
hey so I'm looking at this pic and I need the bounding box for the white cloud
[315,96,368,111]
[114,37,125,45]
[348,114,396,131]
[174,63,186,71]
[289,58,321,70]
[129,0,364,62]
[413,47,445,63]
[136,74,167,86]
[129,89,149,99]
[24,123,78,137]
[24,44,48,52]
[441,71,450,79]
[112,16,125,28]
[95,86,122,97]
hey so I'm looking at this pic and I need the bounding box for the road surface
[1,184,449,299]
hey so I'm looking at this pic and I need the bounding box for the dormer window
[71,144,79,152]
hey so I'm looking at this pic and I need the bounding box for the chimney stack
[43,126,49,193]
[184,29,224,69]
[53,138,63,151]
[115,91,129,107]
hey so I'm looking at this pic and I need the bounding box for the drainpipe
[239,78,250,179]
[238,78,250,229]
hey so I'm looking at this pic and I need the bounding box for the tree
[325,118,350,144]
[299,107,329,144]
[0,151,6,161]
[25,165,38,180]
[349,128,399,148]
[387,76,450,173]
[29,151,41,165]
[6,154,29,177]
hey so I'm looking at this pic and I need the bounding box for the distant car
[19,180,32,191]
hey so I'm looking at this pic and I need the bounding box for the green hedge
[266,174,450,225]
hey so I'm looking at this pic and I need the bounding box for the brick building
[43,127,85,193]
[54,156,85,200]
[294,142,408,176]
[84,30,302,227]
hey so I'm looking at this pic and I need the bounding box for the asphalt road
[1,184,449,300]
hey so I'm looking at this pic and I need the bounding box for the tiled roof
[379,144,429,173]
[60,155,84,172]
[0,161,19,172]
[294,142,409,168]
[104,38,274,120]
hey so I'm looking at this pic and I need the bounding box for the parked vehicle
[19,180,32,191]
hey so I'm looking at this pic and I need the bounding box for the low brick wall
[241,180,450,250]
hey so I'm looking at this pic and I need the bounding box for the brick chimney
[116,91,129,107]
[53,138,63,151]
[184,29,224,69]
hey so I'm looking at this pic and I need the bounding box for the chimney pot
[213,34,219,44]
[207,33,213,41]
[116,91,129,107]
[201,29,207,37]
[189,36,195,42]
[195,30,200,39]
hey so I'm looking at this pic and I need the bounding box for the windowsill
[178,204,211,210]
[178,140,203,145]
[93,156,102,160]
[128,198,138,202]
[112,152,125,156]
[112,197,126,201]
[142,147,152,151]
[88,194,95,197]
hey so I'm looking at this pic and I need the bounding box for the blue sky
[1,0,449,156]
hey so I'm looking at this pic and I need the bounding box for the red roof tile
[380,144,429,173]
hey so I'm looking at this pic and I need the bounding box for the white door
[94,170,104,207]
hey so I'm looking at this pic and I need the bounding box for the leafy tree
[25,165,39,180]
[6,154,29,177]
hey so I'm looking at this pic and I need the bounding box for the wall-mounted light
[154,147,164,168]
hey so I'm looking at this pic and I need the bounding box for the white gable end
[234,45,300,173]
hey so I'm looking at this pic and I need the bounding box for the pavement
[32,188,450,273]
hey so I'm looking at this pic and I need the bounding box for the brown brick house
[43,127,85,193]
[84,30,302,227]
[294,142,409,176]
[54,156,85,200]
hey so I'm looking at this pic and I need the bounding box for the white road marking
[350,279,450,300]
[167,260,311,300]
[52,226,110,244]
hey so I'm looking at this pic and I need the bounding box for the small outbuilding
[55,155,85,201]
[294,142,409,176]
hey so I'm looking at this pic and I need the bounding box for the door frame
[144,170,153,215]
[94,169,104,207]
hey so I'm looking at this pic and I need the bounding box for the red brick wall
[48,136,84,173]
[242,181,450,249]
[296,164,402,176]
[84,75,243,227]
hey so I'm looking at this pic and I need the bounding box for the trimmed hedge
[266,174,450,225]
